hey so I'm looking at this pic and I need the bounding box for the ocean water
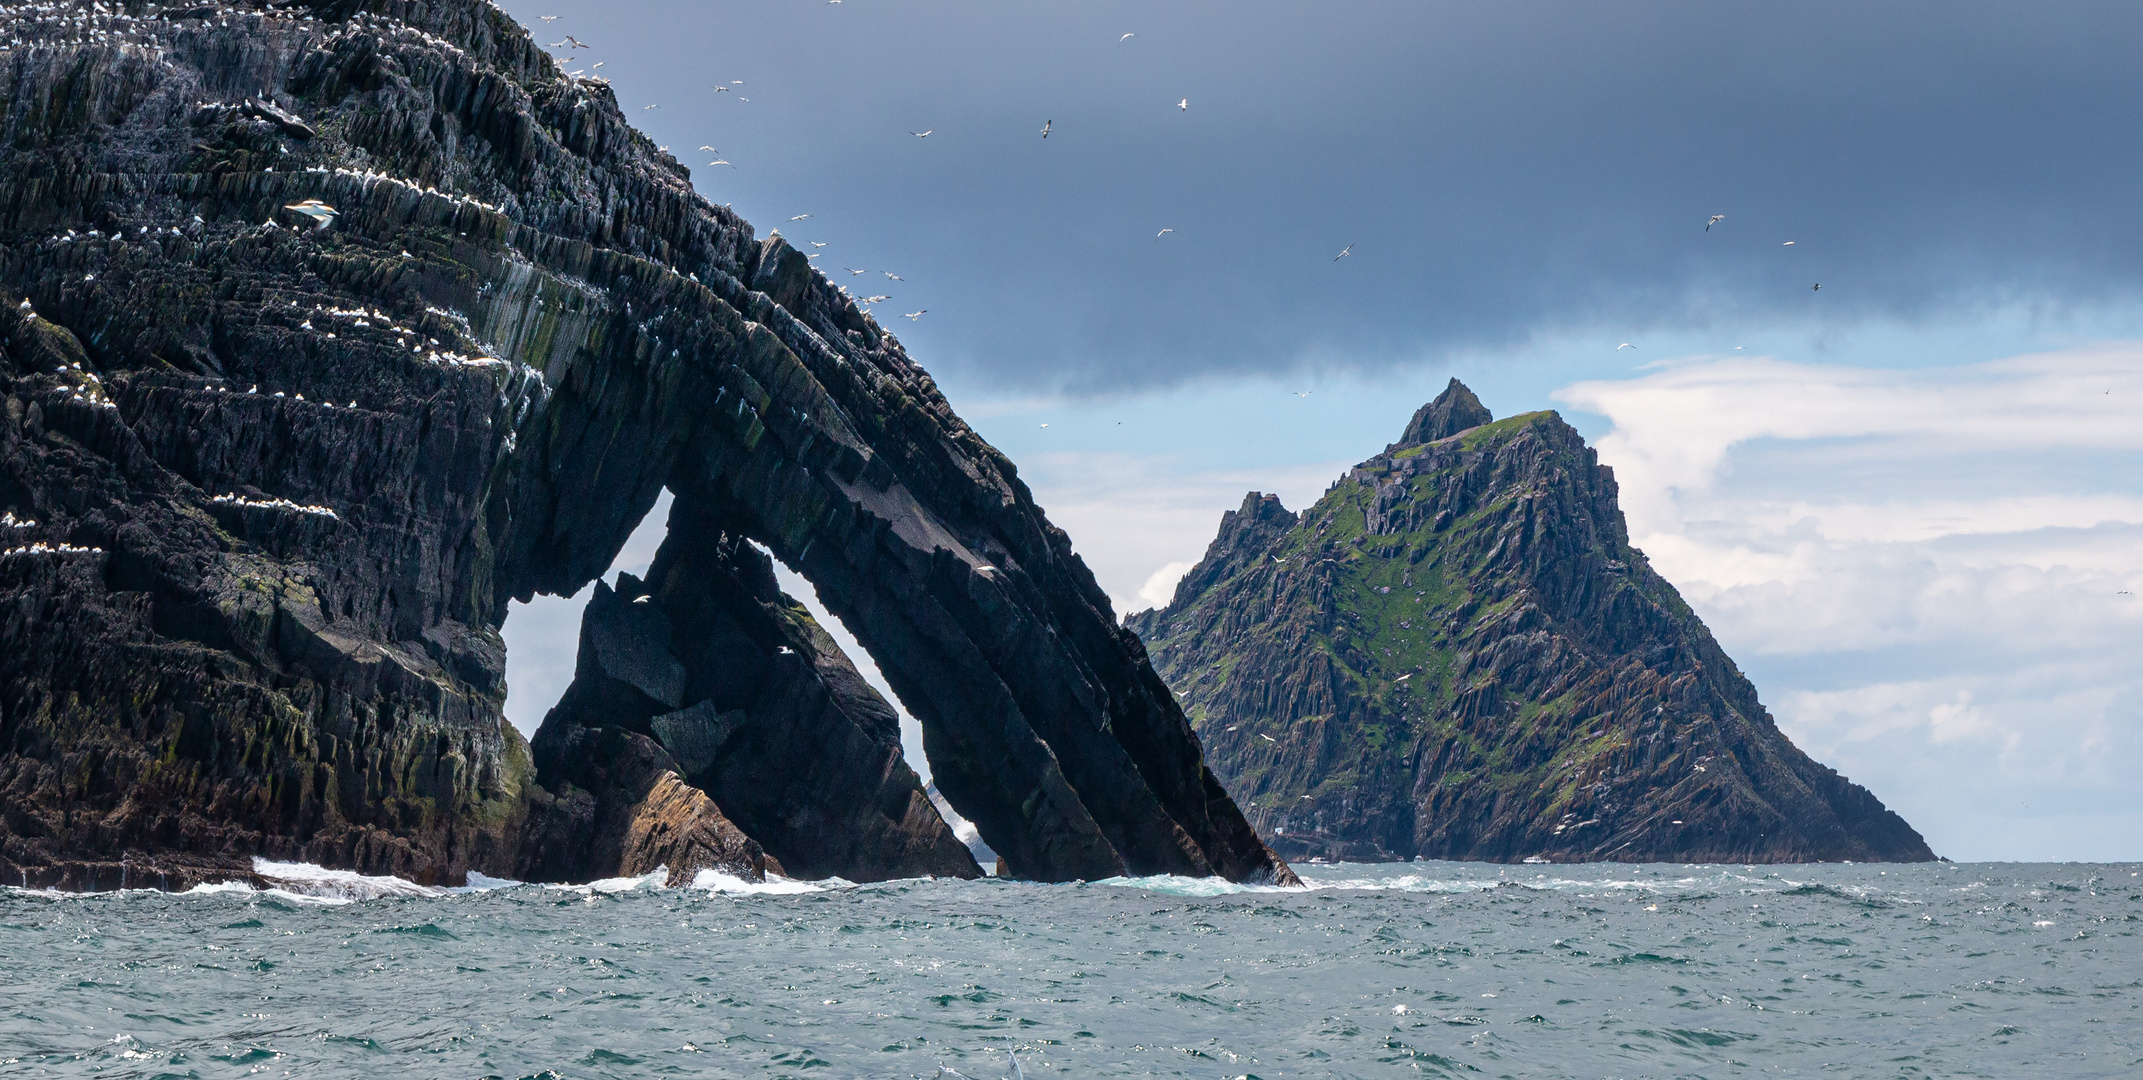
[2,861,2137,1079]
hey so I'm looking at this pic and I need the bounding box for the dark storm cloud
[508,0,2143,392]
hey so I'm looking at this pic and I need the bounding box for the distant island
[1129,380,1936,864]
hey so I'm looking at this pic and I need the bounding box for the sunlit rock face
[0,0,1292,889]
[1129,381,1936,866]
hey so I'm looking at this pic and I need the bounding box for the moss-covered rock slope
[1127,380,1935,864]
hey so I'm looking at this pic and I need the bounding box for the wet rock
[521,724,764,887]
[1129,381,1936,865]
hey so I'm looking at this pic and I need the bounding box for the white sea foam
[544,868,670,895]
[453,871,523,893]
[1097,865,1788,898]
[690,869,835,895]
[251,859,444,902]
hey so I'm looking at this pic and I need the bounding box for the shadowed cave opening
[500,488,996,872]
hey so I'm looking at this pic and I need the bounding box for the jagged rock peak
[1129,408,1935,865]
[1401,378,1495,444]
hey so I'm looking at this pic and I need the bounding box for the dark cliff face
[531,496,982,884]
[1127,381,1935,865]
[0,0,1292,888]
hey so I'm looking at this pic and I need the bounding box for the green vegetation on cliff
[1128,380,1935,865]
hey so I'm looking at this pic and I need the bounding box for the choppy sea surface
[3,861,2138,1079]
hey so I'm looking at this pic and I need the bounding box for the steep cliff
[530,495,982,884]
[0,0,1291,888]
[1128,380,1934,865]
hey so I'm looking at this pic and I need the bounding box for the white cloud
[1136,561,1198,611]
[1017,451,1347,617]
[1556,346,2143,860]
[1556,348,2143,534]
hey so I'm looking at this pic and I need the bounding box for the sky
[495,0,2143,862]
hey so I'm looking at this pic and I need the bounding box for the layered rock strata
[532,495,980,883]
[1128,380,1935,865]
[0,0,1291,888]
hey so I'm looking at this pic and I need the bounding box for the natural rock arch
[0,0,1291,888]
[494,232,1291,883]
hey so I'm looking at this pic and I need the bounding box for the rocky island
[1128,381,1935,865]
[0,0,1292,889]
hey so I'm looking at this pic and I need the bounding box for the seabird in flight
[1706,215,1724,231]
[282,200,337,229]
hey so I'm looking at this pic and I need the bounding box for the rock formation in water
[1127,380,1935,865]
[0,0,1293,890]
[529,495,981,884]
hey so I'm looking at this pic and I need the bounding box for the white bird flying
[699,146,719,152]
[1155,228,1174,240]
[1617,342,1635,350]
[790,213,812,221]
[884,272,903,280]
[1178,98,1188,110]
[713,85,729,92]
[844,268,868,276]
[563,35,588,48]
[1811,283,1822,291]
[705,159,734,168]
[1333,243,1353,261]
[1782,240,1796,246]
[540,15,559,21]
[862,295,890,303]
[1119,32,1135,43]
[1039,423,1050,428]
[1705,214,1724,231]
[810,242,827,248]
[1040,119,1051,138]
[911,129,933,138]
[642,104,657,110]
[903,310,926,320]
[282,199,337,229]
[1293,391,1313,398]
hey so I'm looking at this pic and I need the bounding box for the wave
[1096,866,1744,898]
[159,861,837,903]
[165,859,528,905]
[689,869,836,895]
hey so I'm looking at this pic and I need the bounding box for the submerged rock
[1128,381,1936,865]
[0,0,1291,889]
